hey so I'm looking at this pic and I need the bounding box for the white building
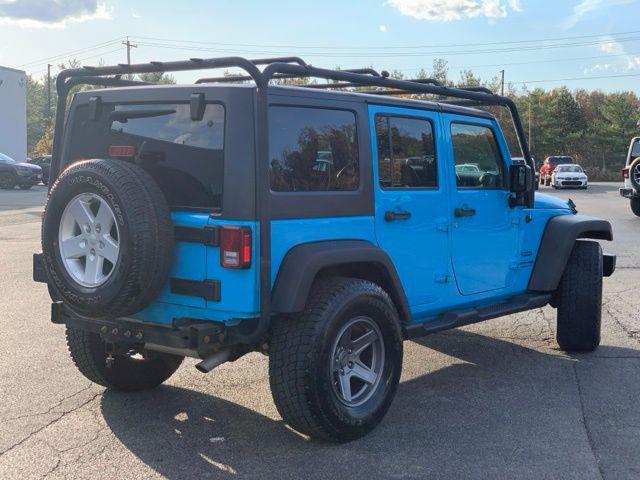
[0,66,27,161]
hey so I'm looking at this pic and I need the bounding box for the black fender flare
[271,240,411,322]
[528,214,613,292]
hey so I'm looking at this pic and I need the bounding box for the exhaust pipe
[195,349,232,373]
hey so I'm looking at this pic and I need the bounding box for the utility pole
[528,98,532,149]
[500,69,505,96]
[122,36,137,79]
[46,64,52,121]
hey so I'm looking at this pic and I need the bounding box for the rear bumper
[603,253,616,278]
[33,253,47,283]
[51,302,258,359]
[620,188,638,199]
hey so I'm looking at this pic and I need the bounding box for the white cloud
[384,0,522,21]
[564,0,634,29]
[585,35,640,74]
[0,1,111,28]
[583,63,613,75]
[379,24,388,32]
[599,37,625,55]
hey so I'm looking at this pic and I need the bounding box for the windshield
[557,165,583,173]
[0,153,16,163]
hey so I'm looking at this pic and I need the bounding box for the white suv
[551,164,588,189]
[620,137,640,217]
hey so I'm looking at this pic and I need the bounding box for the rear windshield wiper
[109,108,176,123]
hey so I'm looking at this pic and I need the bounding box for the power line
[510,72,640,85]
[132,36,640,58]
[129,29,640,50]
[26,47,125,77]
[18,36,125,68]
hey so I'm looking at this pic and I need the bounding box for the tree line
[26,59,639,179]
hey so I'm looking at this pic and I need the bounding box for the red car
[540,156,575,186]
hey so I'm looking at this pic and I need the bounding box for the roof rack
[51,55,534,343]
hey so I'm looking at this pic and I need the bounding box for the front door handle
[454,207,476,217]
[385,210,411,221]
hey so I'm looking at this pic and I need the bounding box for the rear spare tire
[42,159,174,318]
[629,157,640,191]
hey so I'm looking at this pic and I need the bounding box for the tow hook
[105,354,115,369]
[105,342,115,368]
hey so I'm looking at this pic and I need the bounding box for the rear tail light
[109,145,136,158]
[622,167,630,179]
[220,226,251,269]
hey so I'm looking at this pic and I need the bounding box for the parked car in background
[540,155,575,186]
[0,152,42,189]
[29,155,52,184]
[552,164,588,189]
[620,136,640,216]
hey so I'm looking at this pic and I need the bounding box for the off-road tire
[631,197,640,217]
[629,157,640,191]
[66,327,183,391]
[269,277,403,442]
[556,240,602,352]
[0,172,15,189]
[42,159,174,318]
[19,183,33,190]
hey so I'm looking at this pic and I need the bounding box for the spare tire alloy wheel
[59,192,120,287]
[42,159,174,318]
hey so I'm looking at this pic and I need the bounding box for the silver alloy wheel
[330,317,385,407]
[58,192,120,288]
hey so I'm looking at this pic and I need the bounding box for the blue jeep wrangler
[34,56,616,442]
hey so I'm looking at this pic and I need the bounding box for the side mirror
[509,164,531,194]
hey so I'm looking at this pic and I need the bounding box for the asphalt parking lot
[0,182,638,480]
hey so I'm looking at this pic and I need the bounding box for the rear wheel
[631,197,640,217]
[19,183,34,190]
[556,241,602,352]
[269,278,403,442]
[0,172,15,189]
[66,327,183,391]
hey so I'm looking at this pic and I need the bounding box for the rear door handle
[454,207,476,217]
[385,210,411,221]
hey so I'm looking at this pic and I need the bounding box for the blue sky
[1,0,639,92]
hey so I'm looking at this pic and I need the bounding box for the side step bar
[404,293,552,340]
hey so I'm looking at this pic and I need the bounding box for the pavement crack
[0,384,94,426]
[0,391,101,458]
[573,363,605,480]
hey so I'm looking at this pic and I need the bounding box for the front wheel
[0,172,15,189]
[269,278,403,442]
[556,241,602,352]
[631,197,640,217]
[66,327,183,391]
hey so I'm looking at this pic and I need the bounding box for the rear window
[269,106,359,192]
[66,102,225,209]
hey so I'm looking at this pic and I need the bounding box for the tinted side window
[451,123,505,189]
[269,106,359,192]
[376,115,437,189]
[67,103,225,209]
[631,139,640,158]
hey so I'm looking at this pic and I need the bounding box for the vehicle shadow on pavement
[100,331,639,480]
